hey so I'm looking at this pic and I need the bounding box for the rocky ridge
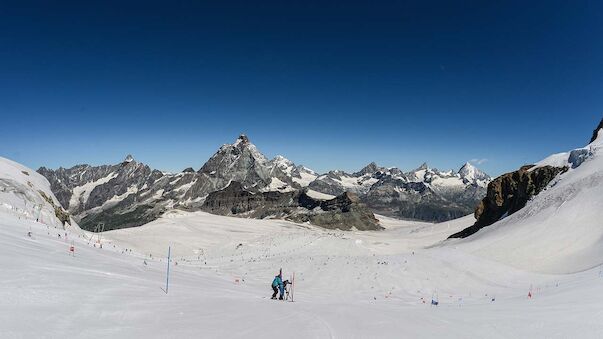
[38,134,491,230]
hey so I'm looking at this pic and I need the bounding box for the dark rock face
[37,190,70,225]
[590,118,603,143]
[294,192,382,231]
[201,182,289,215]
[202,182,381,231]
[449,165,568,238]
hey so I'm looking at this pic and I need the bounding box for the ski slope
[2,209,603,338]
[2,151,603,338]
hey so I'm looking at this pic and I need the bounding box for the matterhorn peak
[417,162,429,170]
[234,134,250,147]
[123,154,134,163]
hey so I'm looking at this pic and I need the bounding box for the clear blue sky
[0,1,601,176]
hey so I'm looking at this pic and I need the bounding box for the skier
[271,273,283,300]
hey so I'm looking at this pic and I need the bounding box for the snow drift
[0,156,70,228]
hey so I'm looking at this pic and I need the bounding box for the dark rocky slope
[449,165,568,238]
[591,118,603,143]
[202,182,381,231]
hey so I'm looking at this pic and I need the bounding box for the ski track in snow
[2,209,603,338]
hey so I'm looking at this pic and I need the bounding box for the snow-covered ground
[2,208,603,338]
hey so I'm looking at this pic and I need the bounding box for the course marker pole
[291,272,295,302]
[165,246,171,294]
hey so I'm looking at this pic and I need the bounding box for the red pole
[291,272,295,302]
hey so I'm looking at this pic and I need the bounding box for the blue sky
[0,1,601,176]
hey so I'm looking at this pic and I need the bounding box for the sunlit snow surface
[2,208,602,338]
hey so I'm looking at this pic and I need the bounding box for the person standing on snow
[271,273,283,300]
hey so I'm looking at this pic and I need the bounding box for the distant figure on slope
[271,273,283,300]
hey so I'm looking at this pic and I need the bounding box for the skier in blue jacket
[271,273,284,300]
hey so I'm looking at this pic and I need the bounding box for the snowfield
[2,208,603,338]
[2,130,603,338]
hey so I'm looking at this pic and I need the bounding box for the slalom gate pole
[291,272,295,302]
[166,246,171,294]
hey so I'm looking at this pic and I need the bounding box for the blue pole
[166,246,171,294]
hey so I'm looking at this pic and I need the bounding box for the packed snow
[305,189,336,200]
[292,167,318,187]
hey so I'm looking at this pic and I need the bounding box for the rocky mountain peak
[297,165,317,175]
[459,162,490,183]
[273,155,293,165]
[123,154,134,163]
[234,134,250,147]
[417,162,429,171]
[459,161,475,174]
[354,162,383,176]
[590,118,603,144]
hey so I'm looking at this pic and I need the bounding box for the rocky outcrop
[201,182,293,215]
[38,190,70,225]
[291,192,382,231]
[202,182,381,231]
[449,165,568,238]
[591,118,603,143]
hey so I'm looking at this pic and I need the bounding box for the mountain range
[37,134,491,231]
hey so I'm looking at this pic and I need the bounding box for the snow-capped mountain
[269,155,318,188]
[38,135,318,231]
[38,155,198,231]
[308,169,381,196]
[183,134,311,198]
[309,161,491,222]
[458,162,490,186]
[37,133,491,229]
